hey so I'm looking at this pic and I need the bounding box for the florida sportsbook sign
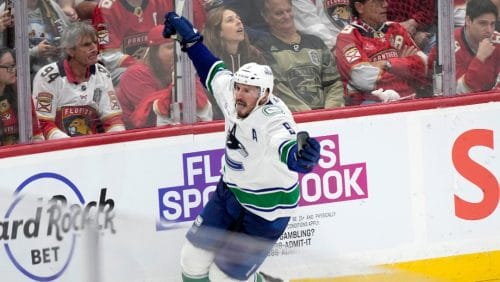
[156,134,369,229]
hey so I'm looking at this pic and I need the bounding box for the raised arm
[163,12,221,85]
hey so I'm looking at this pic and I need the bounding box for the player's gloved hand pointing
[163,12,202,51]
[287,133,321,173]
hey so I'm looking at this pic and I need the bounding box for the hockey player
[429,0,499,94]
[163,12,321,282]
[335,0,429,105]
[33,21,125,139]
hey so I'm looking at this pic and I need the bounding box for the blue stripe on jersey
[225,150,244,171]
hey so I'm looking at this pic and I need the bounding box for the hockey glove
[163,12,203,51]
[287,134,321,174]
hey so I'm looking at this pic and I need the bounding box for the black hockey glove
[287,132,321,174]
[163,12,203,51]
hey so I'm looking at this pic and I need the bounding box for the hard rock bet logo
[1,172,115,281]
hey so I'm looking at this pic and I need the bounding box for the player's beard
[235,100,250,118]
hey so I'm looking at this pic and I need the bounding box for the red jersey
[117,62,210,129]
[335,20,429,105]
[116,62,162,128]
[33,60,125,139]
[0,100,43,145]
[429,27,500,93]
[93,0,173,68]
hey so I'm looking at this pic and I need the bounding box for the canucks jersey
[205,61,300,221]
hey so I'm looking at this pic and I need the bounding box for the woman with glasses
[0,47,44,146]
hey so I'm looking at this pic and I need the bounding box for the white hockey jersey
[206,61,300,221]
[33,60,125,139]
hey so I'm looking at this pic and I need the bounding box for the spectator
[292,0,351,50]
[203,0,270,41]
[0,1,14,48]
[117,25,212,129]
[91,0,173,85]
[335,0,429,105]
[28,0,70,81]
[453,0,496,58]
[386,0,437,52]
[0,47,44,145]
[32,21,125,139]
[254,0,344,112]
[202,6,266,119]
[430,0,499,94]
[456,0,500,31]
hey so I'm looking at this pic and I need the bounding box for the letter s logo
[452,129,499,220]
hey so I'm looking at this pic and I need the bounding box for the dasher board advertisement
[0,100,499,281]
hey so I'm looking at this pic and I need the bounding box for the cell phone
[296,131,309,157]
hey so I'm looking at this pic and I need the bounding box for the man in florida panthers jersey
[335,0,429,105]
[429,0,499,94]
[164,12,321,282]
[33,21,125,139]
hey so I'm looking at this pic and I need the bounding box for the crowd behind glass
[0,0,498,146]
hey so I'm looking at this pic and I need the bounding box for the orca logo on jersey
[226,125,249,157]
